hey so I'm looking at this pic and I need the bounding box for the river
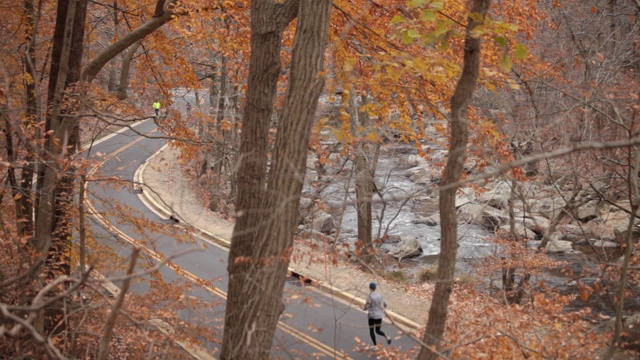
[304,141,497,264]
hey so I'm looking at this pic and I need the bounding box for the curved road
[85,118,418,359]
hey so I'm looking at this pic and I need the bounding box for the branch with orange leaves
[82,0,180,83]
[332,3,402,52]
[82,0,300,83]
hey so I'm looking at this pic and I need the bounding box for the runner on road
[153,100,161,117]
[364,282,391,346]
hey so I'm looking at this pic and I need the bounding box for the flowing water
[305,143,497,264]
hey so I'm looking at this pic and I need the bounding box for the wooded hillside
[1,0,639,359]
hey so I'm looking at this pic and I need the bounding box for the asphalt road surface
[85,118,419,359]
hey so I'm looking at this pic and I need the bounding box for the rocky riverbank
[298,142,634,265]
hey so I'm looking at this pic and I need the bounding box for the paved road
[85,119,419,359]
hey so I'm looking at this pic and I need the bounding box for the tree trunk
[350,93,377,262]
[502,178,517,302]
[222,0,330,358]
[16,0,40,238]
[225,0,298,306]
[106,1,119,93]
[107,66,117,92]
[417,0,491,358]
[34,0,88,259]
[228,81,241,200]
[24,0,88,338]
[117,41,141,100]
[605,145,640,359]
[214,55,228,183]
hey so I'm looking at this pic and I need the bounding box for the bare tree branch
[444,137,640,191]
[97,248,140,360]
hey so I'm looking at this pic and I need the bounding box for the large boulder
[610,200,631,213]
[622,313,640,352]
[414,214,439,226]
[543,168,570,187]
[557,224,585,242]
[613,221,640,243]
[455,195,474,208]
[404,166,437,185]
[483,192,510,210]
[545,237,578,254]
[480,206,510,229]
[298,229,334,243]
[455,187,476,208]
[411,171,434,185]
[381,234,402,244]
[308,211,334,234]
[407,154,429,167]
[602,210,640,242]
[457,203,509,229]
[572,239,620,257]
[521,216,550,234]
[498,223,535,239]
[389,235,423,260]
[457,203,485,223]
[298,197,313,220]
[570,217,618,242]
[530,197,566,219]
[576,200,599,222]
[479,181,512,209]
[404,166,426,178]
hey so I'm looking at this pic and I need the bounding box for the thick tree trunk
[225,0,282,278]
[417,1,491,359]
[34,0,88,257]
[222,0,330,358]
[23,0,88,338]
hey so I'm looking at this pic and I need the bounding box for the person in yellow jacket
[153,100,161,116]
